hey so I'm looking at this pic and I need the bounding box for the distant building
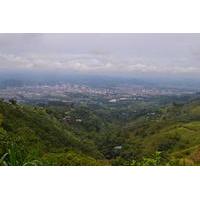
[109,99,117,103]
[114,146,122,150]
[63,116,71,122]
[76,119,82,122]
[119,97,128,101]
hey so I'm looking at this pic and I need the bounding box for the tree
[9,98,17,105]
[131,151,162,166]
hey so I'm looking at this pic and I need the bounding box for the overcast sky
[0,33,200,78]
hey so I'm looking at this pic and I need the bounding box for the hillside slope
[0,100,107,165]
[122,98,200,165]
[1,97,200,165]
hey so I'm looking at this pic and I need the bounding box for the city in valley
[0,82,196,105]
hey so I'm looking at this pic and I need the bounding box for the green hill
[1,96,200,166]
[121,98,200,165]
[0,100,107,165]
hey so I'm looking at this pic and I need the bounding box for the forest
[0,93,200,166]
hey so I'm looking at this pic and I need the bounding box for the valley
[0,80,200,165]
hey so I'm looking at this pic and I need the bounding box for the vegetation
[0,100,106,165]
[1,94,200,165]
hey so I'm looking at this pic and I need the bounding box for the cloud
[0,33,200,77]
[0,52,200,76]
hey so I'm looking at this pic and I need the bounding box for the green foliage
[0,113,3,125]
[0,101,106,165]
[131,151,162,166]
[41,151,106,166]
[1,94,200,165]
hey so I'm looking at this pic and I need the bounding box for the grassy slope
[124,98,200,165]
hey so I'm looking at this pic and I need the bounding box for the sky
[0,33,200,78]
